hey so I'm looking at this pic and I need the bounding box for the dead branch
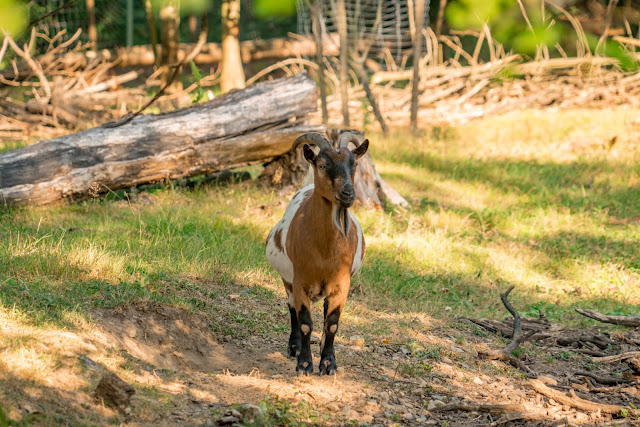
[25,102,78,127]
[574,371,631,385]
[431,402,531,414]
[575,308,640,327]
[28,0,81,27]
[104,13,208,129]
[529,378,633,415]
[4,32,52,97]
[594,351,640,364]
[478,287,535,377]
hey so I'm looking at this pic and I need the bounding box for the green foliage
[446,0,512,30]
[253,0,297,18]
[0,402,21,427]
[189,61,205,104]
[602,41,639,72]
[446,0,561,57]
[0,0,27,37]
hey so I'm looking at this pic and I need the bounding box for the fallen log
[0,72,321,206]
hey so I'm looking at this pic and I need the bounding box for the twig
[28,0,82,27]
[3,32,52,97]
[245,58,318,86]
[103,12,208,129]
[529,378,632,415]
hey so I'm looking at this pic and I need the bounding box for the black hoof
[296,358,314,376]
[319,356,337,375]
[288,343,300,358]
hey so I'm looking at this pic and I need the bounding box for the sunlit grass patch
[0,107,639,333]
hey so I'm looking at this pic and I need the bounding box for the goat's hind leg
[284,281,301,358]
[319,291,346,375]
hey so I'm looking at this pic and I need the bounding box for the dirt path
[2,294,639,426]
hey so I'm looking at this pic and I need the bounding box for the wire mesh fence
[297,0,430,68]
[26,0,298,55]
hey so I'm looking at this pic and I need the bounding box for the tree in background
[221,0,245,92]
[159,0,182,93]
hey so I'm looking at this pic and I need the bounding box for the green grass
[1,108,639,332]
[0,140,28,155]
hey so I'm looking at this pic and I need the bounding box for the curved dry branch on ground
[477,286,536,377]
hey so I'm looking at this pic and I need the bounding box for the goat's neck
[309,191,350,238]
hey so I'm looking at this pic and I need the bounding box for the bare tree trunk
[336,0,349,127]
[144,0,159,66]
[221,0,246,92]
[160,1,182,93]
[309,0,328,125]
[86,0,97,51]
[411,0,425,135]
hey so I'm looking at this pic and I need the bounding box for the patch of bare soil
[88,295,640,426]
[3,292,639,426]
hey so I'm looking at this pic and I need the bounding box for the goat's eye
[318,164,326,170]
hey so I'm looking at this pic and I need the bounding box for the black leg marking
[296,305,313,376]
[319,303,341,375]
[288,305,301,358]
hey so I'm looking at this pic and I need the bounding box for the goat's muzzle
[337,185,355,208]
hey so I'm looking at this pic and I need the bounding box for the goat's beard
[332,204,350,237]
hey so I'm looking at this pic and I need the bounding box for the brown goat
[266,132,368,375]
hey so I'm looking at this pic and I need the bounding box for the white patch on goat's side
[350,211,365,275]
[265,185,314,283]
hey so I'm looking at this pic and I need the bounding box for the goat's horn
[339,131,362,151]
[291,132,332,153]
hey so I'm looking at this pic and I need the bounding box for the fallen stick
[594,352,640,364]
[74,70,139,95]
[575,308,640,327]
[529,379,631,415]
[25,102,78,127]
[431,402,531,414]
[574,371,631,385]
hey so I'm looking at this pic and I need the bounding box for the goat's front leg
[319,287,348,375]
[294,288,313,376]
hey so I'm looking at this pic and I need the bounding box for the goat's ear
[352,139,369,159]
[303,144,316,164]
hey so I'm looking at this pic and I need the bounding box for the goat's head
[292,132,369,208]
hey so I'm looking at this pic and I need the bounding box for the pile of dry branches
[306,25,640,131]
[0,28,147,140]
[455,287,640,422]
